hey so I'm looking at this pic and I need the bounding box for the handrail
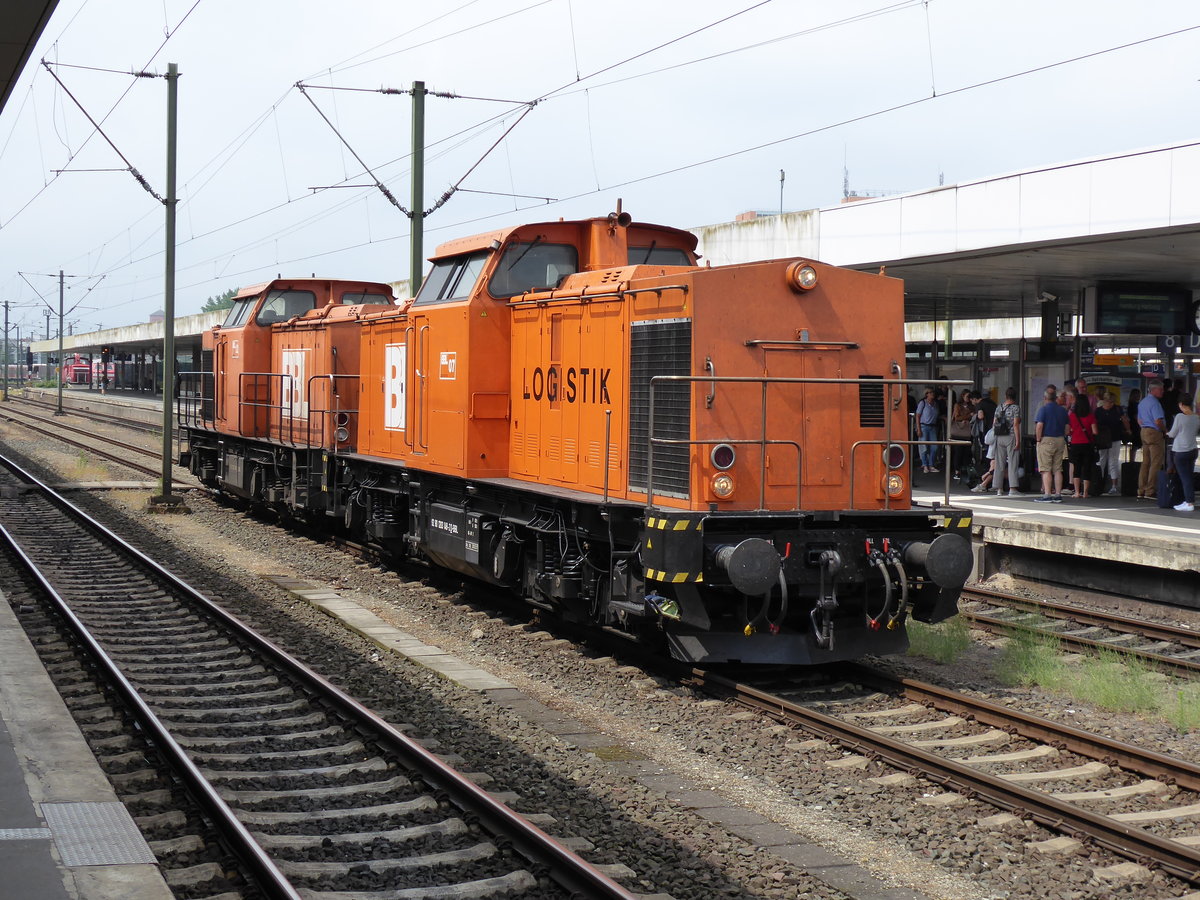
[644,375,971,513]
[402,325,415,452]
[849,438,971,511]
[305,373,358,454]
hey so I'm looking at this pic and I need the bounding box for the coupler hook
[811,549,842,649]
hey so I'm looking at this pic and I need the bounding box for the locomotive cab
[181,278,394,499]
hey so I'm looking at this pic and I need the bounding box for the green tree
[200,287,239,313]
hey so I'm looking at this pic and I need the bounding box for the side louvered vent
[858,374,885,428]
[629,319,692,498]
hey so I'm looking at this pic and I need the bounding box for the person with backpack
[915,388,941,474]
[992,387,1021,496]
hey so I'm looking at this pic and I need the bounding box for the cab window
[255,289,317,325]
[223,298,255,327]
[488,241,578,298]
[340,291,393,306]
[414,252,490,305]
[629,245,693,266]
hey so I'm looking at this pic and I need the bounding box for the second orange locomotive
[180,212,972,665]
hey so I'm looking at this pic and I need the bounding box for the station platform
[913,471,1199,608]
[0,594,172,899]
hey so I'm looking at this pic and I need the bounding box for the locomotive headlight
[786,261,819,292]
[711,472,736,498]
[335,426,351,443]
[710,443,736,470]
[883,443,906,469]
[885,472,906,497]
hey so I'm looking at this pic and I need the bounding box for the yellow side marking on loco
[645,569,703,584]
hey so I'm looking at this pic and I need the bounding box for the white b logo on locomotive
[384,343,407,431]
[281,349,309,419]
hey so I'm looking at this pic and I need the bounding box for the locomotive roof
[428,217,699,260]
[233,277,394,298]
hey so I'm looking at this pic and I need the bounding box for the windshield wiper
[507,236,542,270]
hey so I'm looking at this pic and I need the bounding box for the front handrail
[645,375,971,512]
[849,438,971,511]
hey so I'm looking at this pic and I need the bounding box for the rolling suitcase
[1120,461,1140,497]
[1157,470,1183,509]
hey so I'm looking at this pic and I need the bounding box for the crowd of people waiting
[910,377,1199,513]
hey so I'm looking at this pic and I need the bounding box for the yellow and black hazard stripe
[642,515,705,584]
[645,516,704,532]
[645,568,704,584]
[931,515,972,530]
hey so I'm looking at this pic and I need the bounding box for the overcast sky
[1,0,1197,334]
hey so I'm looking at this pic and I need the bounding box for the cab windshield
[488,241,578,298]
[341,291,393,305]
[222,298,255,327]
[255,289,317,325]
[628,245,693,267]
[415,252,489,305]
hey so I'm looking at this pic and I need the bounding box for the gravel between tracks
[5,412,1200,900]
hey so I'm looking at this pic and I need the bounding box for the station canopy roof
[694,140,1200,330]
[1,1,58,114]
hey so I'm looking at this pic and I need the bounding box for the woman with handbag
[1067,394,1098,499]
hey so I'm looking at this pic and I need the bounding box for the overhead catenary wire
[105,19,1200,311]
[7,0,844,290]
[296,82,411,216]
[40,60,164,203]
[0,0,204,231]
[11,3,1198,322]
[17,0,926,287]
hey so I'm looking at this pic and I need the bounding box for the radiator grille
[629,319,691,498]
[858,374,886,428]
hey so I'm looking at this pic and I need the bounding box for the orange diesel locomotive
[179,213,972,665]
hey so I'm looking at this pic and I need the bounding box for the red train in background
[59,353,115,386]
[178,212,972,665]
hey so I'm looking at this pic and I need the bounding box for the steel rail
[1,406,159,459]
[963,610,1200,679]
[964,586,1200,649]
[12,393,161,434]
[0,502,302,898]
[0,410,189,488]
[0,452,638,900]
[692,666,1200,884]
[841,663,1200,793]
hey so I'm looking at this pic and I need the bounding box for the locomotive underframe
[183,429,970,665]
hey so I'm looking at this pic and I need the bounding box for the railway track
[9,392,163,435]
[0,452,638,900]
[0,403,188,487]
[961,586,1200,679]
[679,662,1200,886]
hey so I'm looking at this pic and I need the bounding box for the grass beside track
[908,622,1200,733]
